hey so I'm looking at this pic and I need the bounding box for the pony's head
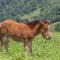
[39,20,51,40]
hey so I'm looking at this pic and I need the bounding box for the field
[0,32,60,60]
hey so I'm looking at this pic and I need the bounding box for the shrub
[55,23,60,31]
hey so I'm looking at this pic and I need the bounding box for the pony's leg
[0,40,2,51]
[24,39,32,56]
[0,40,5,51]
[4,38,9,52]
[1,35,8,52]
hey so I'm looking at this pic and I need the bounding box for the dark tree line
[0,0,60,23]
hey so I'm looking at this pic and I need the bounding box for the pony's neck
[32,23,41,36]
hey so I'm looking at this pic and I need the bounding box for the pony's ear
[40,20,49,25]
[40,21,45,25]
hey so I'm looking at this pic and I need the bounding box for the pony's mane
[25,20,40,24]
[18,19,49,24]
[17,18,49,24]
[19,19,40,24]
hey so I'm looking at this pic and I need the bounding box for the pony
[0,19,51,55]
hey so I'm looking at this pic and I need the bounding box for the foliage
[50,22,60,31]
[0,0,60,23]
[40,0,60,23]
[0,0,42,21]
[55,23,60,31]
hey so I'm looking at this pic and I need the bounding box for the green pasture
[0,32,60,60]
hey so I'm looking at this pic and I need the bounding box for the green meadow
[0,32,60,60]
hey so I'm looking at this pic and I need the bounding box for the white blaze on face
[45,31,51,39]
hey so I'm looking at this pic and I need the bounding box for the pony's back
[2,19,17,24]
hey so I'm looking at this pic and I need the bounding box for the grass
[0,32,60,60]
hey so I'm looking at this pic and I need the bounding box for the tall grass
[0,32,60,60]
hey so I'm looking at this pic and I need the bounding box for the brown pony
[0,19,51,55]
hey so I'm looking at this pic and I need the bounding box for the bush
[55,23,60,31]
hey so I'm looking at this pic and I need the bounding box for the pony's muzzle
[45,31,52,40]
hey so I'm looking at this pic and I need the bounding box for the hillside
[0,0,60,23]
